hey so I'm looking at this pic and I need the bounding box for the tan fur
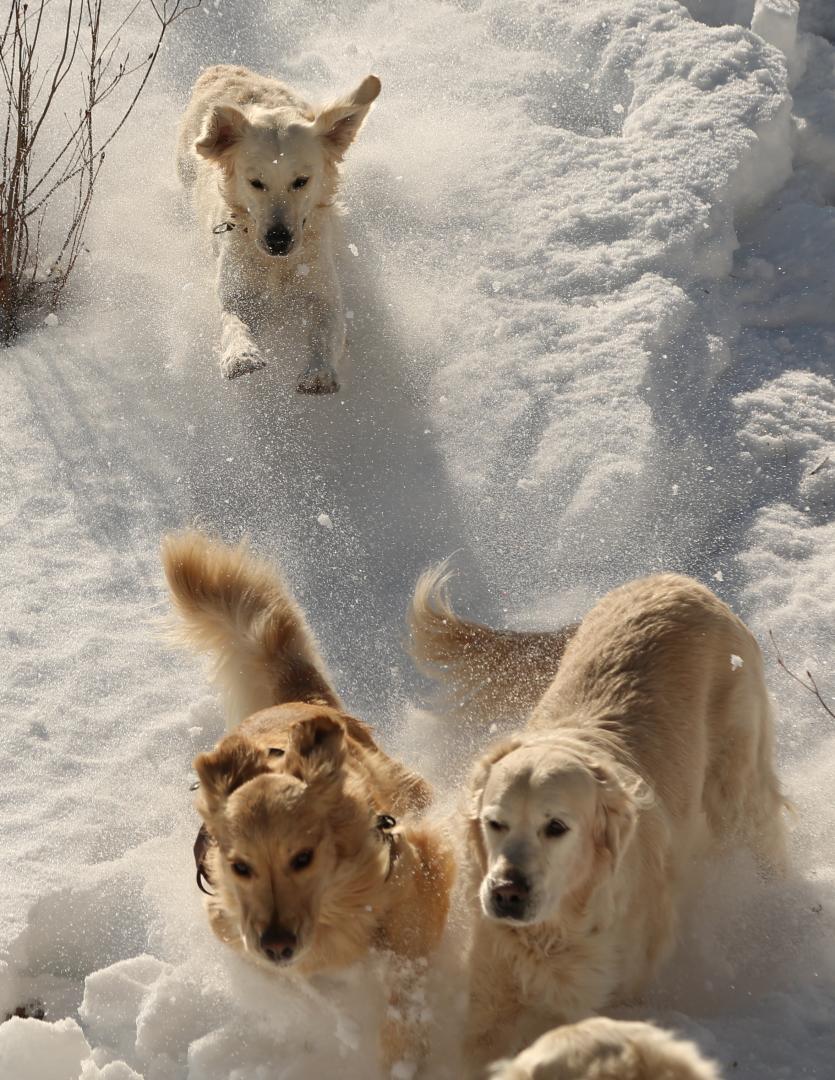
[162,530,338,725]
[440,573,788,1072]
[409,561,578,725]
[177,65,380,388]
[488,1018,722,1080]
[163,531,451,1075]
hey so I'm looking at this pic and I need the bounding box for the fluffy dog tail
[408,562,576,725]
[162,530,340,726]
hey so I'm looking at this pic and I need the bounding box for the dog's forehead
[226,772,311,833]
[486,747,596,810]
[243,116,321,171]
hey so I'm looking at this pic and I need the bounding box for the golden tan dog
[163,531,453,1076]
[488,1018,722,1080]
[410,570,788,1073]
[177,65,380,389]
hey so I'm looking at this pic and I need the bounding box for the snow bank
[2,0,834,1077]
[420,0,794,603]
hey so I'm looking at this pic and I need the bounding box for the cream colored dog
[410,571,788,1072]
[177,65,380,390]
[488,1018,722,1080]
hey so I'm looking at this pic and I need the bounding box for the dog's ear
[284,712,347,782]
[590,760,650,873]
[314,75,381,159]
[195,104,250,161]
[467,738,521,872]
[339,713,379,750]
[194,734,271,816]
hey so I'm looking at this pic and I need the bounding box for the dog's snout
[260,924,298,964]
[490,872,531,921]
[264,223,294,256]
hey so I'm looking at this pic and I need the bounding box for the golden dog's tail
[408,561,576,725]
[162,530,340,726]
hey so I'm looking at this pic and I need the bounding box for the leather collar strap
[194,823,215,895]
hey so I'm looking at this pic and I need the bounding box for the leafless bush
[0,0,200,343]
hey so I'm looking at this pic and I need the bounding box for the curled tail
[162,530,339,727]
[408,562,576,726]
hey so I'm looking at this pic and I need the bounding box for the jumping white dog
[177,65,380,391]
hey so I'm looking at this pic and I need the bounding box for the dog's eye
[268,747,284,758]
[249,179,266,190]
[231,860,253,877]
[545,820,569,838]
[486,819,507,833]
[291,848,314,871]
[291,176,309,190]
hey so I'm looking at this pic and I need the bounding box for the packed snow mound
[426,0,793,593]
[2,0,835,1077]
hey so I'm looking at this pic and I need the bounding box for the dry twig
[768,629,835,721]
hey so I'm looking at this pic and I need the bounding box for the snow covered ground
[1,0,834,1076]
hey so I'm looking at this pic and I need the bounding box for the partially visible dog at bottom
[177,65,380,391]
[162,530,454,1076]
[487,1018,722,1080]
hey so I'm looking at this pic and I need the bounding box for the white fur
[488,1018,722,1080]
[411,571,788,1073]
[176,65,380,390]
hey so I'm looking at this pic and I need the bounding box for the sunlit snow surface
[1,0,834,1076]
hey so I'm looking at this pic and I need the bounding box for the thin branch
[769,630,835,721]
[1,0,201,341]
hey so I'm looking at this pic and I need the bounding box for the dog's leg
[296,250,345,394]
[377,831,455,1077]
[216,249,266,380]
[462,929,530,1078]
[378,954,432,1078]
[296,293,345,394]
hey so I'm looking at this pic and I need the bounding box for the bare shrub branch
[769,629,835,721]
[0,0,201,342]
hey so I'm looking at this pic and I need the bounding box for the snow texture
[1,0,834,1077]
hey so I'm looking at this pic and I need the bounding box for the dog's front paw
[220,347,267,380]
[297,367,339,395]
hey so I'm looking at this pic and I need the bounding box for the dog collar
[194,823,215,895]
[376,813,399,883]
[212,219,248,235]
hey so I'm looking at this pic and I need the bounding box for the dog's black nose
[260,926,297,963]
[264,224,294,256]
[491,873,530,920]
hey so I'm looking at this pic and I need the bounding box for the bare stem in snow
[0,0,201,343]
[768,630,835,721]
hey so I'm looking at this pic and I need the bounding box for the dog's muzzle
[260,924,298,965]
[264,224,295,257]
[487,870,532,922]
